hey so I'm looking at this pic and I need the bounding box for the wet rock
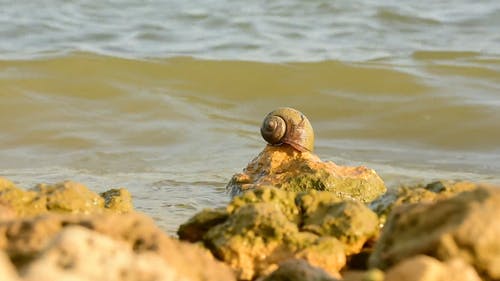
[0,178,43,217]
[384,255,481,281]
[180,186,391,279]
[0,251,19,281]
[100,188,134,213]
[35,181,105,213]
[228,187,300,223]
[203,202,345,280]
[301,199,379,255]
[369,180,481,225]
[0,212,235,281]
[178,207,229,242]
[258,259,339,281]
[0,178,133,217]
[181,186,385,280]
[22,226,179,281]
[226,145,385,203]
[369,185,500,280]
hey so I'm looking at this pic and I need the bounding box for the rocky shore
[1,144,498,281]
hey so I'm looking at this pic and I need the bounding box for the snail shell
[260,107,314,152]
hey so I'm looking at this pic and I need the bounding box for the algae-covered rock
[228,187,300,223]
[0,178,134,217]
[100,188,133,213]
[35,181,105,213]
[296,191,343,215]
[384,255,481,281]
[259,259,339,281]
[369,185,500,280]
[178,207,229,242]
[226,145,385,203]
[180,186,390,280]
[203,202,345,280]
[0,177,43,217]
[301,200,379,255]
[369,180,481,225]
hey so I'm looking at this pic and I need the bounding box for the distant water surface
[0,0,499,233]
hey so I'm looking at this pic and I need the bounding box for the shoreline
[0,171,497,281]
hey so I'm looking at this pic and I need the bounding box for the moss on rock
[226,145,385,203]
[0,177,133,218]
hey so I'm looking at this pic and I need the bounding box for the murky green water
[1,0,499,233]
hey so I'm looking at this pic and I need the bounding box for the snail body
[260,107,314,152]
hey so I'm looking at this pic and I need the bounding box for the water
[0,0,499,234]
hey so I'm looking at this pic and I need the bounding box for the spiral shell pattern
[260,107,314,152]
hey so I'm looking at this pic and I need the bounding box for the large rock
[204,202,345,280]
[22,226,182,281]
[301,200,379,255]
[369,185,500,280]
[34,181,105,213]
[226,145,385,203]
[180,186,381,280]
[0,178,133,217]
[0,212,235,281]
[369,180,480,225]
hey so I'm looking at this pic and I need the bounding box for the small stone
[99,188,133,213]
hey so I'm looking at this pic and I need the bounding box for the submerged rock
[369,185,500,280]
[226,145,386,203]
[0,178,133,218]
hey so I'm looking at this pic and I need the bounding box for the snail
[260,107,314,152]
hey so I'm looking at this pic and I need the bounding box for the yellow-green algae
[279,169,385,203]
[179,186,379,280]
[369,180,481,225]
[0,177,133,217]
[369,185,500,280]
